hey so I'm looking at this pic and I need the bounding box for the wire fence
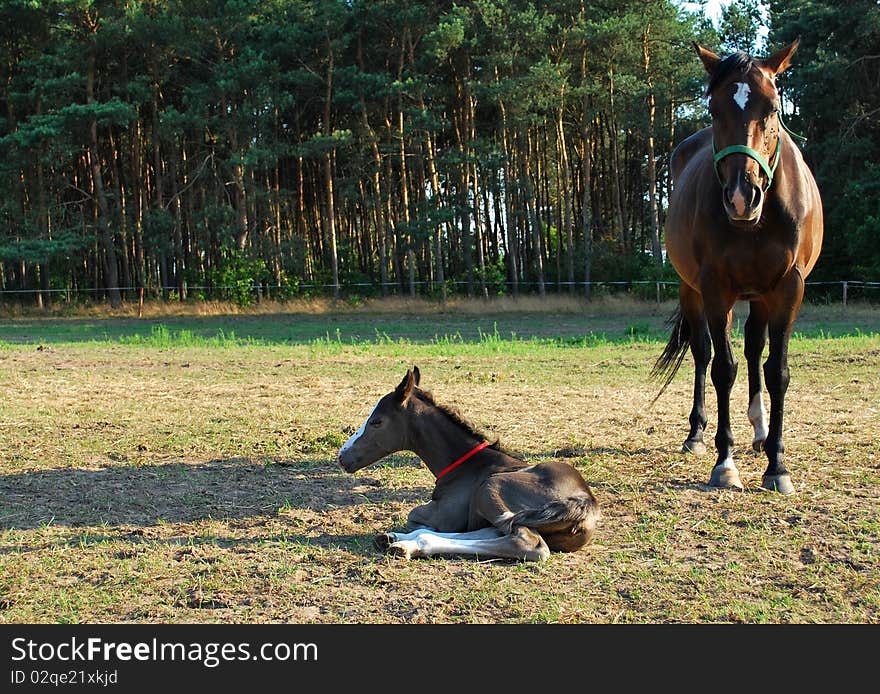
[0,279,878,306]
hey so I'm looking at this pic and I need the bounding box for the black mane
[706,50,756,95]
[415,388,507,453]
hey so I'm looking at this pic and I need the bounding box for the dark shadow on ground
[0,457,427,530]
[0,529,387,559]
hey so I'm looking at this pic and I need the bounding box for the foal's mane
[415,388,506,453]
[706,50,757,95]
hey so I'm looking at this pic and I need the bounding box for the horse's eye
[370,419,383,428]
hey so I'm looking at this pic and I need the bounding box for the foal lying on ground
[337,367,600,561]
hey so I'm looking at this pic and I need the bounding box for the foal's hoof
[682,439,707,455]
[708,463,743,490]
[373,533,397,551]
[387,541,418,560]
[752,438,765,453]
[761,474,795,495]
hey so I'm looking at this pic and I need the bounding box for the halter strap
[435,441,490,481]
[713,137,781,192]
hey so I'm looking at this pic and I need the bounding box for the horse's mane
[415,388,508,454]
[706,50,756,95]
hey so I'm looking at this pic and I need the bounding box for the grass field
[0,296,878,623]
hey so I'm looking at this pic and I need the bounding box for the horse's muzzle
[723,180,763,224]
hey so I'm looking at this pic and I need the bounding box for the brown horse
[337,367,600,561]
[654,40,823,495]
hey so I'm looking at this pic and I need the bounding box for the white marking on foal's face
[733,82,751,111]
[339,399,380,454]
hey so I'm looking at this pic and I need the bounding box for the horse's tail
[507,493,601,538]
[650,304,691,404]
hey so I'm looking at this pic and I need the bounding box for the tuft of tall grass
[117,324,254,348]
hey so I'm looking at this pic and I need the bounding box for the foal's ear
[762,39,800,76]
[395,368,416,403]
[412,365,421,386]
[693,42,721,74]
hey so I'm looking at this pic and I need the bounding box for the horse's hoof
[373,533,396,551]
[708,463,743,490]
[387,541,417,560]
[761,474,795,495]
[682,439,707,455]
[752,438,765,453]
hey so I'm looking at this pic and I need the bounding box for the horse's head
[695,40,800,225]
[337,367,420,473]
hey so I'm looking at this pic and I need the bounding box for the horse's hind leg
[681,285,711,455]
[383,526,550,562]
[374,526,501,551]
[744,301,770,452]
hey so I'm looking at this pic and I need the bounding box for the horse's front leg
[706,301,741,489]
[373,500,469,550]
[744,301,770,451]
[761,277,804,494]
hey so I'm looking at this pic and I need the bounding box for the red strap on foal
[435,441,490,481]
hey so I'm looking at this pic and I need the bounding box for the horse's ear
[395,368,416,403]
[412,365,421,386]
[762,39,800,76]
[694,42,721,75]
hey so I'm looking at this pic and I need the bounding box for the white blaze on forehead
[733,82,751,110]
[339,399,380,453]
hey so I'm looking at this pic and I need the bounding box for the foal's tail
[650,304,691,404]
[507,493,601,538]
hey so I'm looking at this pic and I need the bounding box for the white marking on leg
[388,528,539,560]
[748,392,769,444]
[388,527,502,543]
[716,457,738,473]
[733,82,751,110]
[709,455,743,489]
[339,399,380,454]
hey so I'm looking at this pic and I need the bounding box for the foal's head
[695,40,799,224]
[337,367,421,473]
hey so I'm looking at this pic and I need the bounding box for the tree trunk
[324,36,339,300]
[644,28,663,268]
[86,47,121,308]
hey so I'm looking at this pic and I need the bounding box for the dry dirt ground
[0,299,878,623]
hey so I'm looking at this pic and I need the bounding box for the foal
[337,368,600,561]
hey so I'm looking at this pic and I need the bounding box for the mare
[337,367,600,561]
[654,41,823,494]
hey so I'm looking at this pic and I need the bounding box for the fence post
[656,281,661,306]
[843,281,848,308]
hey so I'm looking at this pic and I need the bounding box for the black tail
[506,494,601,536]
[650,304,691,403]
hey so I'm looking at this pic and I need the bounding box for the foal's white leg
[387,527,503,543]
[385,527,550,562]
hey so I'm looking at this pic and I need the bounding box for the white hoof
[708,459,743,490]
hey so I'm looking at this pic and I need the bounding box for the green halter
[713,138,781,192]
[712,111,806,192]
